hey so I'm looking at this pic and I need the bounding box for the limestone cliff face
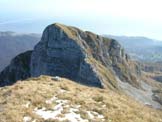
[0,51,32,86]
[0,23,140,89]
[30,24,103,87]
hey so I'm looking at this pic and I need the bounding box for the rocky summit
[0,23,140,89]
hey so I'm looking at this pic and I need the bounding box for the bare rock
[0,23,140,88]
[0,51,32,86]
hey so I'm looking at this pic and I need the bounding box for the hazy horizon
[1,0,162,40]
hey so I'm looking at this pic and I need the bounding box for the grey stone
[0,51,32,86]
[0,23,140,88]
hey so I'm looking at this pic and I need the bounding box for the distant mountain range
[0,31,40,72]
[105,35,162,62]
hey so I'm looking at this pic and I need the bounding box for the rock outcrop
[0,23,140,89]
[0,51,32,86]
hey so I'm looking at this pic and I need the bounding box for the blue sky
[0,0,162,40]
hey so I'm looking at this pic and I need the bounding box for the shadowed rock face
[31,25,84,78]
[0,23,140,88]
[0,51,32,86]
[30,23,140,88]
[30,24,103,87]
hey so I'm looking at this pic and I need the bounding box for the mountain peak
[50,23,80,40]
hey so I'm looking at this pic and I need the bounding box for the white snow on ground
[33,95,105,122]
[87,111,105,121]
[59,89,68,93]
[23,116,36,122]
[22,101,31,108]
[51,76,61,81]
[34,97,67,120]
[20,88,106,122]
[87,111,94,119]
[34,96,89,121]
[74,105,81,108]
[59,108,89,122]
[23,116,31,122]
[92,111,105,119]
[45,96,57,104]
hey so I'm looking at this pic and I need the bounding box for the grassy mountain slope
[0,75,162,122]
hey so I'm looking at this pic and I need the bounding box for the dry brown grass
[54,23,78,40]
[0,75,162,122]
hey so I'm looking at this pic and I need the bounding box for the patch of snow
[22,101,31,108]
[23,116,32,122]
[74,105,81,108]
[92,111,104,119]
[60,89,68,93]
[54,99,67,111]
[64,104,70,108]
[34,96,105,122]
[51,76,61,81]
[61,108,88,122]
[69,108,79,112]
[34,98,68,120]
[87,111,105,121]
[144,102,152,107]
[87,111,94,119]
[33,96,88,121]
[45,96,57,104]
[34,107,62,120]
